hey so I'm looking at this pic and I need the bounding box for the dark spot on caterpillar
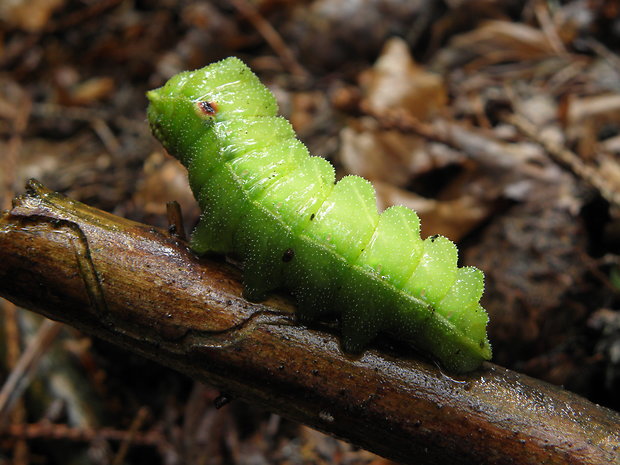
[213,393,231,409]
[429,234,439,242]
[310,213,315,221]
[198,101,218,116]
[282,248,295,262]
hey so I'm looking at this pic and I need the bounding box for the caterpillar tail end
[441,335,492,373]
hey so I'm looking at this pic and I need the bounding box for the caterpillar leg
[234,205,294,301]
[338,270,386,352]
[288,240,348,323]
[190,164,250,254]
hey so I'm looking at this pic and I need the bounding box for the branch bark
[0,180,618,465]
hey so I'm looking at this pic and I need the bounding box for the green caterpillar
[147,57,491,372]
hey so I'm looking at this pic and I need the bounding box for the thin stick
[228,0,309,79]
[0,320,63,425]
[166,200,187,241]
[111,407,150,465]
[508,113,620,208]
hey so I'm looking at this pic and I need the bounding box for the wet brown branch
[0,180,618,465]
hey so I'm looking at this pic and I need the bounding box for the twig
[228,0,309,79]
[48,0,124,31]
[111,407,150,465]
[2,87,30,210]
[361,104,523,170]
[533,1,569,58]
[30,102,145,133]
[508,113,620,208]
[1,420,167,447]
[0,181,618,465]
[0,320,63,425]
[583,37,620,74]
[90,117,121,155]
[0,299,28,465]
[166,200,187,240]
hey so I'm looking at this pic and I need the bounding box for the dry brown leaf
[340,38,451,185]
[600,154,620,190]
[0,0,65,31]
[290,90,330,136]
[568,93,620,124]
[70,77,116,105]
[567,93,620,158]
[339,118,428,186]
[374,181,489,241]
[132,151,199,226]
[434,20,556,70]
[360,37,447,119]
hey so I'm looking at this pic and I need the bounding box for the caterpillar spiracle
[147,57,492,373]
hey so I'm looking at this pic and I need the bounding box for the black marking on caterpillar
[282,248,295,262]
[198,101,218,116]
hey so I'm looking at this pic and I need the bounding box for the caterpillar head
[147,57,278,164]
